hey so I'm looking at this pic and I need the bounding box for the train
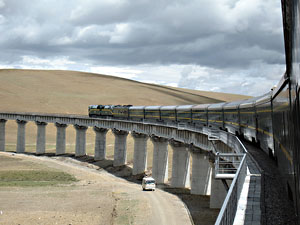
[88,74,292,197]
[88,79,286,160]
[89,0,300,222]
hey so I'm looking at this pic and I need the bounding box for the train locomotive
[89,0,300,221]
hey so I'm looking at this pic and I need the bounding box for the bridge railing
[215,153,245,179]
[214,137,248,225]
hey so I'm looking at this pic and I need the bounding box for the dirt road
[0,152,192,225]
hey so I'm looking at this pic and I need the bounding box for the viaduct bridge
[0,112,261,225]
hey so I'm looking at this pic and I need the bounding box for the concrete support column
[189,146,211,195]
[35,121,47,155]
[112,129,128,167]
[210,166,228,209]
[150,136,169,184]
[131,131,149,175]
[93,127,108,160]
[16,119,27,153]
[74,124,88,157]
[0,119,7,151]
[170,140,190,188]
[55,123,68,155]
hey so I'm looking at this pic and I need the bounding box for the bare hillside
[0,69,250,114]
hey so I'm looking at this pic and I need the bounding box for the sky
[0,0,285,96]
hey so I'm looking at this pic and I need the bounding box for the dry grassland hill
[0,69,250,115]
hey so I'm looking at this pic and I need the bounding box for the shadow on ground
[159,186,220,225]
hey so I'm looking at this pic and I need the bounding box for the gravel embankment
[242,141,297,225]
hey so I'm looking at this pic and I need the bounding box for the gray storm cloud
[0,0,285,96]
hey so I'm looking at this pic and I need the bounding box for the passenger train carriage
[191,104,209,127]
[89,1,300,222]
[88,90,286,162]
[223,100,243,135]
[239,96,260,143]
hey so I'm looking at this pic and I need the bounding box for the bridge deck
[242,140,296,225]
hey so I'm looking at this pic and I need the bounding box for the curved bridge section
[0,112,260,224]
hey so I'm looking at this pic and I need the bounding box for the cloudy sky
[0,0,285,96]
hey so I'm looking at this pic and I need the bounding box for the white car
[142,177,156,191]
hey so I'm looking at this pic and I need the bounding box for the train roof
[129,106,145,110]
[160,105,177,110]
[113,105,132,108]
[89,105,99,108]
[192,104,210,110]
[176,105,193,110]
[208,102,226,110]
[145,106,161,110]
[255,92,273,105]
[239,96,261,108]
[271,73,289,100]
[223,100,246,110]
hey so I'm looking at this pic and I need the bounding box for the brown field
[0,69,249,224]
[0,153,157,225]
[0,68,250,178]
[0,69,249,114]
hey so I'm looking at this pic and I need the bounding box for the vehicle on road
[142,177,156,191]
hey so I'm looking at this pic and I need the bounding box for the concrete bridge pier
[55,123,68,155]
[35,121,47,155]
[189,146,211,195]
[112,129,129,167]
[0,119,7,151]
[74,125,88,157]
[170,140,190,188]
[16,120,27,153]
[131,131,149,175]
[210,166,229,209]
[151,136,169,184]
[93,127,108,160]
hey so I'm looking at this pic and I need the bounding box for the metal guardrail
[215,137,248,225]
[215,154,247,225]
[208,128,220,140]
[215,153,245,179]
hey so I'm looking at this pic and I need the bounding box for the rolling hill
[0,69,250,115]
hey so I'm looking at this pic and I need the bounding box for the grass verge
[0,170,78,187]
